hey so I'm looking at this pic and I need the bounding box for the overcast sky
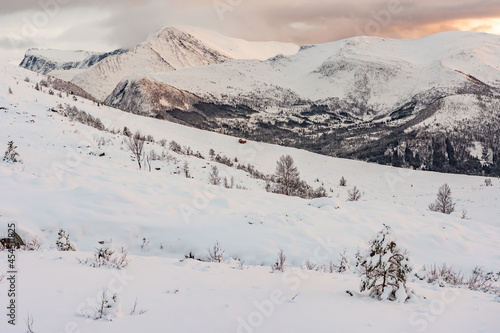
[1,0,499,63]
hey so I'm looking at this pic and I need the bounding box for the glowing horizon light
[459,18,500,35]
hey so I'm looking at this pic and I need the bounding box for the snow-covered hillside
[1,62,499,332]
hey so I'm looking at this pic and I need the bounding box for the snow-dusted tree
[428,183,455,214]
[56,228,75,251]
[208,165,221,185]
[275,155,300,196]
[3,141,20,163]
[126,132,145,170]
[347,186,362,201]
[339,176,347,186]
[357,225,412,302]
[208,241,224,263]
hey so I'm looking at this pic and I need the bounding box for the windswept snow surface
[0,62,499,332]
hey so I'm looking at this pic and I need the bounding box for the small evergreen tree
[357,225,412,302]
[56,228,75,251]
[339,176,347,186]
[3,141,20,163]
[429,183,455,214]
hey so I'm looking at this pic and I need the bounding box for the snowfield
[1,62,499,332]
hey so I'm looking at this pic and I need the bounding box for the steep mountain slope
[68,26,299,101]
[19,48,127,76]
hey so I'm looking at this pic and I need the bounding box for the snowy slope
[1,62,499,332]
[143,31,500,117]
[176,25,299,60]
[68,26,299,101]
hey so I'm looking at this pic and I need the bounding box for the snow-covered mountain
[19,48,127,78]
[103,31,500,176]
[137,31,500,117]
[1,60,500,333]
[66,26,299,100]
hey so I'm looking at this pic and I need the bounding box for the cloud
[0,0,499,62]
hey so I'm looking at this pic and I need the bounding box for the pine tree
[3,141,20,163]
[357,225,412,302]
[56,228,75,251]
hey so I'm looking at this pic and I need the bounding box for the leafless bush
[423,264,500,294]
[208,165,221,185]
[272,250,287,272]
[126,132,145,170]
[183,161,190,178]
[485,178,493,186]
[347,186,363,201]
[78,245,130,269]
[25,313,36,333]
[336,249,351,273]
[207,241,224,263]
[423,264,465,286]
[169,140,183,154]
[304,259,317,271]
[21,237,42,251]
[8,87,12,94]
[158,139,168,147]
[130,298,148,315]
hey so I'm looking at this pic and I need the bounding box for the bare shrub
[25,313,36,333]
[130,298,148,315]
[272,250,287,272]
[183,161,190,178]
[207,241,224,263]
[304,259,317,271]
[169,140,183,154]
[78,245,130,269]
[485,178,493,186]
[22,237,42,251]
[429,183,455,214]
[126,132,145,170]
[347,186,362,201]
[208,165,221,186]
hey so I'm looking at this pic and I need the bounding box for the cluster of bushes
[57,104,106,131]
